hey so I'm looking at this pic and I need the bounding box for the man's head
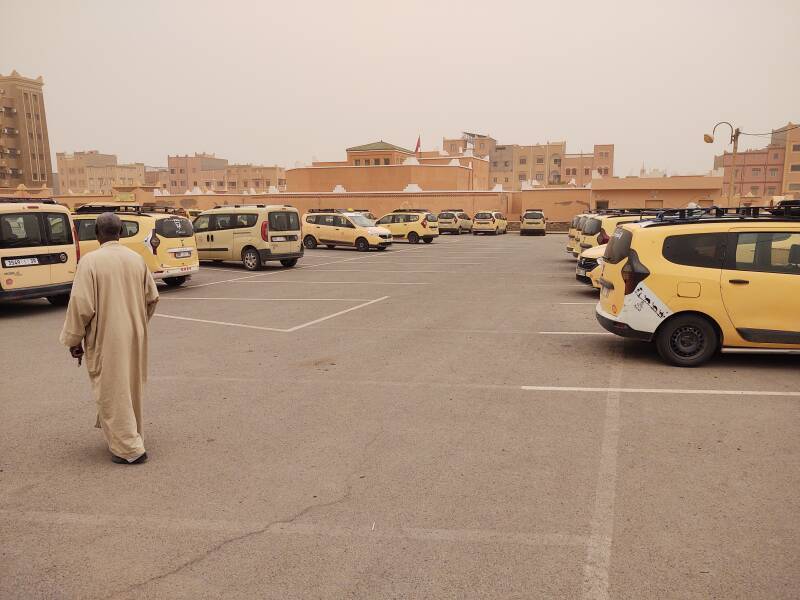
[95,212,122,244]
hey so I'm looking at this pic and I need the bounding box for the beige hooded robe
[60,241,160,461]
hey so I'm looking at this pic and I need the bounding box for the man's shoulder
[98,243,148,267]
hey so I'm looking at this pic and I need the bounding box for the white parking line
[558,302,598,305]
[159,297,375,302]
[538,331,611,335]
[520,385,800,397]
[236,280,430,285]
[155,296,390,333]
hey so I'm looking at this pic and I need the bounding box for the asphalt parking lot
[2,232,799,599]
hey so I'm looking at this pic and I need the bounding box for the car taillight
[421,217,428,228]
[261,221,269,241]
[621,249,649,295]
[598,229,610,244]
[72,223,80,262]
[491,217,496,223]
[149,229,160,255]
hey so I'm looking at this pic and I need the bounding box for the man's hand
[70,344,84,366]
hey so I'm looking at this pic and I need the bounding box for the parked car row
[568,203,800,366]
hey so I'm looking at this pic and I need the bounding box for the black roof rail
[392,208,430,213]
[0,196,57,204]
[442,208,465,211]
[75,204,185,215]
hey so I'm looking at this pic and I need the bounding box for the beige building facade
[0,71,53,189]
[287,141,490,193]
[444,133,614,191]
[57,150,145,194]
[167,153,286,195]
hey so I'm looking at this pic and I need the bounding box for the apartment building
[0,71,53,189]
[56,151,145,194]
[443,132,614,191]
[714,122,800,198]
[167,153,286,194]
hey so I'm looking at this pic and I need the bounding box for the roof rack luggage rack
[392,208,430,213]
[0,197,56,204]
[75,204,184,215]
[442,208,465,211]
[646,204,800,225]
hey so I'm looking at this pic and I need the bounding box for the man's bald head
[95,212,122,243]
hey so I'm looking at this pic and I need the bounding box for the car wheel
[280,258,298,267]
[407,231,420,244]
[242,248,261,271]
[46,294,70,306]
[377,246,388,251]
[655,314,719,367]
[326,244,335,249]
[355,237,370,252]
[163,276,187,287]
[303,235,317,249]
[423,237,433,244]
[494,228,499,235]
[472,231,478,235]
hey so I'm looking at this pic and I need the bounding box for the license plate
[174,251,191,258]
[271,236,287,242]
[577,268,586,276]
[5,257,39,266]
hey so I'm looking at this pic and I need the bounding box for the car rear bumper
[153,264,200,280]
[0,282,73,301]
[258,249,304,262]
[595,305,653,341]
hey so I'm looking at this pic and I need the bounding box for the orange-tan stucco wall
[286,164,478,193]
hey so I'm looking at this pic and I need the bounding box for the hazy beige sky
[2,0,798,176]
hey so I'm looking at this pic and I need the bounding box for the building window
[204,181,211,187]
[518,173,527,181]
[180,180,185,186]
[504,161,510,167]
[253,180,261,187]
[504,177,509,182]
[767,186,777,195]
[519,157,527,165]
[553,158,561,166]
[228,182,236,188]
[536,156,544,164]
[791,164,800,172]
[769,168,779,177]
[355,159,360,165]
[603,168,609,175]
[792,144,800,152]
[170,180,177,186]
[584,168,590,175]
[493,177,497,183]
[492,161,498,167]
[217,180,224,187]
[32,173,38,181]
[596,200,609,209]
[789,183,800,190]
[179,168,184,174]
[383,158,389,165]
[365,159,371,165]
[170,168,175,174]
[750,186,759,195]
[773,153,780,159]
[751,168,761,176]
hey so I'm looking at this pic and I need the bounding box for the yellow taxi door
[720,229,800,345]
[209,214,234,260]
[44,212,78,285]
[1,211,51,290]
[192,214,212,259]
[336,215,357,246]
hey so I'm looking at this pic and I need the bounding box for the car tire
[377,246,388,251]
[280,258,298,267]
[407,232,420,244]
[655,314,719,367]
[242,247,262,271]
[326,244,335,249]
[46,294,70,306]
[303,235,317,249]
[355,237,370,252]
[423,237,433,244]
[163,276,187,287]
[472,231,478,235]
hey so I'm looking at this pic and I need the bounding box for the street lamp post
[704,122,741,206]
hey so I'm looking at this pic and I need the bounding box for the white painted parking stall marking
[520,385,800,397]
[236,280,430,286]
[159,297,376,302]
[558,302,600,305]
[538,331,612,335]
[155,296,390,333]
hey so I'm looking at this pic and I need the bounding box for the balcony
[9,168,23,178]
[1,127,19,135]
[0,107,16,115]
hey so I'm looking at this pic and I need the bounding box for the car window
[376,215,391,225]
[439,212,455,219]
[236,214,258,228]
[156,216,194,238]
[523,212,543,220]
[0,213,44,248]
[76,219,97,241]
[407,214,419,222]
[120,220,139,238]
[475,212,492,219]
[45,213,72,245]
[305,214,317,224]
[459,213,470,219]
[193,215,210,232]
[320,215,336,226]
[426,213,438,222]
[733,232,800,274]
[212,214,234,230]
[269,211,300,231]
[662,233,727,269]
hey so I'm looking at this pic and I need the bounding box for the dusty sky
[2,0,798,176]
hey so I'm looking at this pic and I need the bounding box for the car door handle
[210,234,214,242]
[729,279,750,285]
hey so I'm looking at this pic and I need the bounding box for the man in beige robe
[60,212,160,464]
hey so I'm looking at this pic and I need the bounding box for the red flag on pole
[414,135,421,153]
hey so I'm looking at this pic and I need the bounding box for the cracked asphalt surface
[1,233,799,599]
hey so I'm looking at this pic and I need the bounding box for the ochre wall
[286,164,475,193]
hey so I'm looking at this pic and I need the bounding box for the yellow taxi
[302,209,392,251]
[73,203,199,286]
[576,244,606,289]
[576,212,648,256]
[520,209,547,236]
[194,204,304,269]
[472,211,508,235]
[375,209,439,243]
[1,197,78,304]
[596,205,800,366]
[568,214,591,255]
[437,210,473,234]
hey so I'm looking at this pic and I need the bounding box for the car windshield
[524,212,543,219]
[582,218,602,235]
[439,212,455,219]
[155,216,194,238]
[0,213,45,248]
[268,211,300,231]
[426,213,438,222]
[475,212,493,219]
[348,214,374,227]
